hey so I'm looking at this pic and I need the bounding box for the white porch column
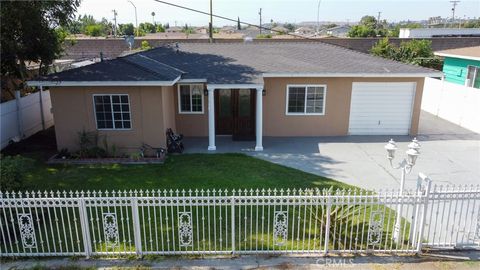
[207,86,216,151]
[255,87,263,151]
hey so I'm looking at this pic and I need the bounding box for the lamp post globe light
[385,137,421,243]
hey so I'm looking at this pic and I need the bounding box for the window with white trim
[93,94,131,130]
[286,85,326,115]
[466,65,479,88]
[178,84,204,113]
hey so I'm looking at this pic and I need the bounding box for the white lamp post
[385,137,421,243]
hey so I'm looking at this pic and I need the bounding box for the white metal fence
[1,177,479,257]
[422,77,480,133]
[0,89,54,149]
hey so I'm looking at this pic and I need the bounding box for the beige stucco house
[28,42,442,154]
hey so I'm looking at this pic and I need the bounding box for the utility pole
[450,1,460,27]
[317,0,322,33]
[112,9,118,37]
[259,8,262,34]
[209,0,213,43]
[377,11,382,30]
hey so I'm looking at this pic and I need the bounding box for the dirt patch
[1,127,57,160]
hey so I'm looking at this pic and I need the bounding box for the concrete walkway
[2,251,479,269]
[184,111,480,190]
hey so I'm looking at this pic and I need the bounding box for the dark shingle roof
[35,42,441,85]
[38,54,183,82]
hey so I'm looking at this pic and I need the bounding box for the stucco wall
[262,77,424,136]
[50,86,169,154]
[173,84,209,136]
[50,77,425,153]
[171,77,424,137]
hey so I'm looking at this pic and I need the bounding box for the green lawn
[22,153,348,191]
[2,128,349,191]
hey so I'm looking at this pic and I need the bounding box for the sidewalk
[2,251,479,269]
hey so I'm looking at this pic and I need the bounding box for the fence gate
[1,178,479,257]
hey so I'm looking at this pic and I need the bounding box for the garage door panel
[348,82,415,135]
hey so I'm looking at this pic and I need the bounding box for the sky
[76,0,480,27]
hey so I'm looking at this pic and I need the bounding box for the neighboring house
[165,26,182,33]
[271,26,289,35]
[195,27,208,34]
[28,43,441,153]
[399,28,480,38]
[294,27,315,35]
[326,25,351,37]
[434,46,480,88]
[219,26,236,34]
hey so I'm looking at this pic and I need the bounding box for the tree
[139,22,156,33]
[371,38,442,69]
[156,24,165,33]
[348,25,377,37]
[360,15,377,28]
[1,0,80,92]
[283,23,295,32]
[119,23,135,36]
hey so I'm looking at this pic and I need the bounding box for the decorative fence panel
[1,178,479,257]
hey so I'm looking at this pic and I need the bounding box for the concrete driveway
[184,111,480,190]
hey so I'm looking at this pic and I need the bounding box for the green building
[435,46,480,89]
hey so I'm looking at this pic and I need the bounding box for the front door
[215,89,256,140]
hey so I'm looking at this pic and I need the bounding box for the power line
[151,0,312,40]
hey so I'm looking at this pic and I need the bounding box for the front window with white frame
[178,84,204,113]
[93,94,131,130]
[286,85,326,115]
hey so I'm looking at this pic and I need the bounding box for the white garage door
[348,82,416,135]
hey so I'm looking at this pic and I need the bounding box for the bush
[256,34,272,39]
[84,24,104,37]
[140,40,152,50]
[0,155,34,191]
[76,130,107,158]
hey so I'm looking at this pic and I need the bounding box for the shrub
[0,155,34,191]
[84,24,104,37]
[76,130,107,158]
[256,34,272,39]
[140,40,152,50]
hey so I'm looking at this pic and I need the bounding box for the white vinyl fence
[1,176,479,258]
[0,89,54,149]
[422,77,480,133]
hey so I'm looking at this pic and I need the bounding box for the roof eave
[27,76,181,87]
[262,72,443,78]
[434,52,480,62]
